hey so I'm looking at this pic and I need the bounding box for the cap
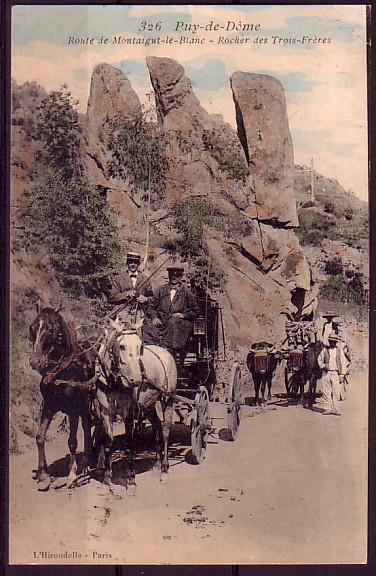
[167,266,184,274]
[126,251,141,262]
[323,311,336,318]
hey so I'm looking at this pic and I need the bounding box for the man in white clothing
[317,333,344,416]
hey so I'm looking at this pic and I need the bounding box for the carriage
[164,293,242,464]
[28,292,243,490]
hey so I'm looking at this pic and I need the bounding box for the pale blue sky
[11,4,368,200]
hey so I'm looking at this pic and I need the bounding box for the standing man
[320,311,338,347]
[108,251,153,325]
[146,266,199,367]
[317,333,344,416]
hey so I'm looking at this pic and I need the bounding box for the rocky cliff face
[80,58,316,350]
[84,63,142,193]
[231,72,298,227]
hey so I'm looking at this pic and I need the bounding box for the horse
[94,319,177,488]
[304,340,323,408]
[246,342,279,406]
[29,306,96,491]
[284,341,323,406]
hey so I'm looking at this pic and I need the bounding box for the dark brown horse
[247,343,279,406]
[29,306,96,490]
[284,341,323,406]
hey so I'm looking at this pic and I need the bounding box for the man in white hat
[317,333,344,415]
[108,251,153,325]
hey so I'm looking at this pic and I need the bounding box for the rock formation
[84,63,142,195]
[146,56,251,205]
[231,72,298,227]
[79,57,318,349]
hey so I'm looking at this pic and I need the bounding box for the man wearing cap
[317,333,345,415]
[146,266,199,366]
[108,252,153,325]
[320,311,339,347]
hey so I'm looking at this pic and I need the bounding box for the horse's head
[29,307,70,372]
[110,320,144,387]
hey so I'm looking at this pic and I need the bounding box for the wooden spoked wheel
[190,386,211,464]
[227,363,242,441]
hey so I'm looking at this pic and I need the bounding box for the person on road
[317,333,346,416]
[144,266,199,367]
[108,251,153,326]
[319,311,339,347]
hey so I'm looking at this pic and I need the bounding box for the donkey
[29,306,96,491]
[95,320,177,488]
[247,342,279,406]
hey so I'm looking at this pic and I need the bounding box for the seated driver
[144,265,199,368]
[108,251,153,326]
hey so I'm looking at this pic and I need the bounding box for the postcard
[8,3,369,566]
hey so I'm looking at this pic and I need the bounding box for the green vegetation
[21,87,121,297]
[325,256,343,276]
[296,210,337,246]
[202,129,249,182]
[173,197,214,257]
[107,112,170,200]
[171,198,226,292]
[320,274,366,305]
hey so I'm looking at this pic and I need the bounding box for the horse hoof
[51,477,67,489]
[160,473,169,484]
[103,473,112,486]
[67,476,78,489]
[127,483,137,497]
[37,477,51,492]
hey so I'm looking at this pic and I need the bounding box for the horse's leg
[148,409,162,470]
[35,404,54,491]
[308,375,317,408]
[254,375,261,406]
[160,400,173,480]
[96,390,113,485]
[81,405,91,476]
[267,377,272,401]
[67,413,79,488]
[261,377,266,403]
[124,404,136,492]
[102,412,113,485]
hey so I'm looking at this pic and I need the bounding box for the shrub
[173,198,214,258]
[107,113,170,201]
[324,201,335,214]
[296,210,336,246]
[320,274,366,305]
[202,129,249,182]
[21,87,121,297]
[171,198,226,292]
[325,256,343,276]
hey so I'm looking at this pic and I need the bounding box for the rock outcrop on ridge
[80,57,317,348]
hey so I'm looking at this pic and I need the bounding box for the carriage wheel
[190,386,211,464]
[227,363,242,441]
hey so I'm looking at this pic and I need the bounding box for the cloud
[291,129,355,158]
[116,60,149,78]
[185,59,229,90]
[253,70,316,92]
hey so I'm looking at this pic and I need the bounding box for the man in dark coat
[108,251,153,325]
[144,266,199,365]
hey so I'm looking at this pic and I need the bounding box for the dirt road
[9,371,368,565]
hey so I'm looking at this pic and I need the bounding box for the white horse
[94,320,177,487]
